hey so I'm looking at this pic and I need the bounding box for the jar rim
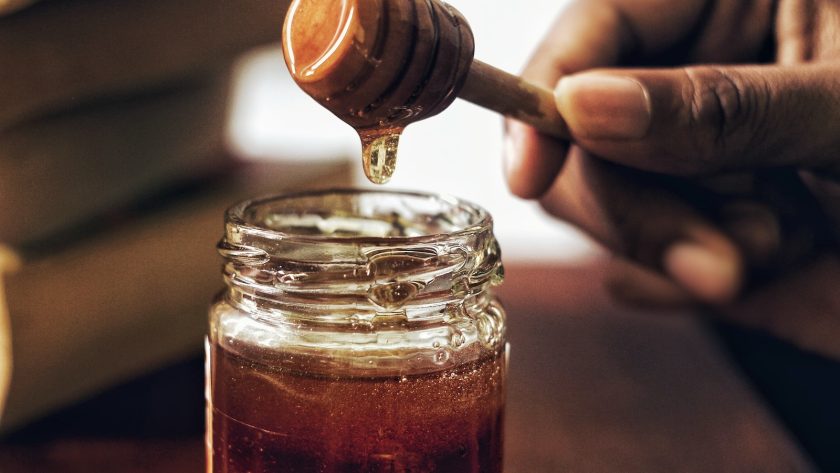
[225,188,493,244]
[219,188,504,321]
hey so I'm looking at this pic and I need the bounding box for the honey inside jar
[207,190,507,473]
[210,344,505,472]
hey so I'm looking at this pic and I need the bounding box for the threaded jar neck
[218,189,503,323]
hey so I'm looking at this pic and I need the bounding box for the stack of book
[0,0,351,432]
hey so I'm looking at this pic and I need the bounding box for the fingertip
[663,239,744,305]
[503,121,568,199]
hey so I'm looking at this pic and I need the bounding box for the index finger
[523,0,710,86]
[506,0,707,198]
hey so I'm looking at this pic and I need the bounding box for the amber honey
[207,190,507,473]
[209,343,505,472]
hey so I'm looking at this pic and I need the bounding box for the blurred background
[0,0,836,472]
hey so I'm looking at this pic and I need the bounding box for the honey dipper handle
[459,60,570,140]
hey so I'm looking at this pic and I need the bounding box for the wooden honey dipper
[282,0,570,183]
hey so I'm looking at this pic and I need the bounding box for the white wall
[227,0,598,263]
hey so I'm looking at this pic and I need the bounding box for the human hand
[505,0,840,359]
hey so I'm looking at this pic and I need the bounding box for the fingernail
[663,242,741,304]
[555,73,651,140]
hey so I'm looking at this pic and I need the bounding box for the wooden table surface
[0,262,818,472]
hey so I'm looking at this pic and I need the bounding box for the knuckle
[681,67,767,170]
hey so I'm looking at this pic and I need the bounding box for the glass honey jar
[207,189,507,473]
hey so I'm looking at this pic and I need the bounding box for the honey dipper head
[282,0,475,131]
[282,0,360,83]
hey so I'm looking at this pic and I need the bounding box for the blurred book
[0,159,352,432]
[0,0,311,435]
[0,0,289,128]
[0,75,233,246]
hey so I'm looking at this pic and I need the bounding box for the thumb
[555,64,840,175]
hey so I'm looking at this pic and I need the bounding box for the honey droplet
[361,131,401,185]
